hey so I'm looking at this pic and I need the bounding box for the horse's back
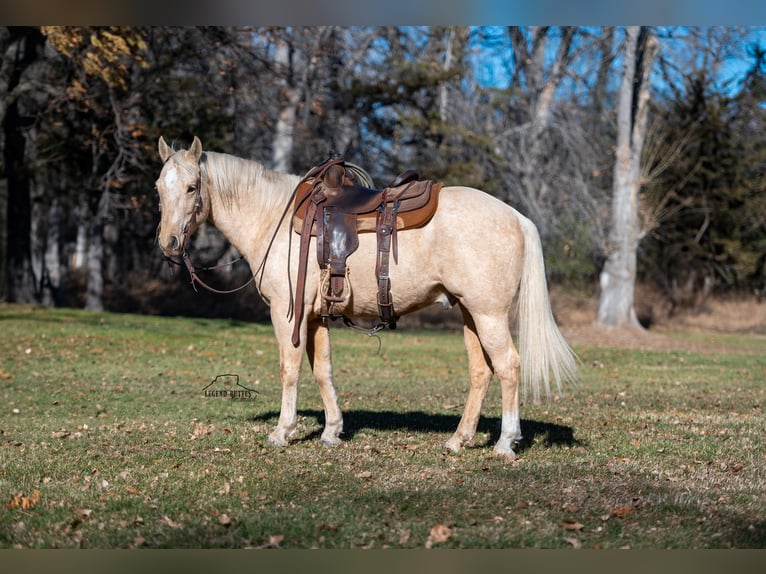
[429,185,526,261]
[338,185,527,317]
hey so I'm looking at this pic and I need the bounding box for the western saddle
[291,156,443,346]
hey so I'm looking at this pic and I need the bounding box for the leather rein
[161,154,384,342]
[161,154,301,298]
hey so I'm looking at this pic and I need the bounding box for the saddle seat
[290,157,443,346]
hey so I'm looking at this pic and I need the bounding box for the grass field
[1,304,764,549]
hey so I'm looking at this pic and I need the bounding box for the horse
[154,136,578,459]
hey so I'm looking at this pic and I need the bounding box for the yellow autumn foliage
[41,26,149,91]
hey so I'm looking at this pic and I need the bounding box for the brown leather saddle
[290,156,443,346]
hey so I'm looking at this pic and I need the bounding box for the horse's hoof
[319,436,342,448]
[491,445,517,461]
[444,436,464,453]
[267,432,290,448]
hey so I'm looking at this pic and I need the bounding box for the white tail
[516,214,579,402]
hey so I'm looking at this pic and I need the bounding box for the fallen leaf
[134,536,146,547]
[730,463,744,473]
[563,536,582,549]
[356,471,373,480]
[611,506,634,518]
[560,519,584,531]
[7,490,40,510]
[399,529,411,545]
[219,513,232,527]
[425,523,452,548]
[74,508,92,519]
[266,534,284,548]
[51,429,71,439]
[161,515,182,529]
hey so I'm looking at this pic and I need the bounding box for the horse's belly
[326,227,446,318]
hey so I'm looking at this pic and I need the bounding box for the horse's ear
[158,136,173,163]
[188,136,203,163]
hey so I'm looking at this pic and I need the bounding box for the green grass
[1,304,764,548]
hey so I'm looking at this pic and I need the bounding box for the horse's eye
[187,184,197,194]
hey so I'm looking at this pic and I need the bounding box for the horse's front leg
[267,317,305,447]
[306,319,343,446]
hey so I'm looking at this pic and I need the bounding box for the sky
[468,26,766,98]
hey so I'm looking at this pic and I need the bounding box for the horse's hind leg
[468,312,522,459]
[445,306,494,453]
[306,320,343,446]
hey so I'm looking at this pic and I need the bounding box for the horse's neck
[204,155,299,263]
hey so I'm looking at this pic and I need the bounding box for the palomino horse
[155,136,578,459]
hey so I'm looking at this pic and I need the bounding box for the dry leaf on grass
[258,534,284,548]
[560,519,584,531]
[161,515,183,529]
[425,523,452,548]
[190,422,214,439]
[7,490,40,510]
[611,506,634,518]
[563,536,582,549]
[399,529,411,545]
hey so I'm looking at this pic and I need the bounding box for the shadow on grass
[251,409,580,453]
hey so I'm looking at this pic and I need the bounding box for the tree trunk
[3,28,45,303]
[42,194,63,306]
[597,27,658,328]
[271,37,300,173]
[591,27,615,131]
[438,27,456,122]
[85,189,109,311]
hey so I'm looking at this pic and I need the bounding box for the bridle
[157,152,381,340]
[158,156,256,295]
[158,153,294,297]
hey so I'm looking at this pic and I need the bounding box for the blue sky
[467,26,766,98]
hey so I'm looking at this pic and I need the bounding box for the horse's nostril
[169,235,180,251]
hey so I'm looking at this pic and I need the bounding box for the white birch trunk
[438,27,456,123]
[597,27,658,328]
[272,39,300,173]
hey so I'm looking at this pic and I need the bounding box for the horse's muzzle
[159,233,183,258]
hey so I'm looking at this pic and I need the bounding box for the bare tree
[597,27,658,328]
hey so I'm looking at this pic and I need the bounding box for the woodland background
[1,26,764,326]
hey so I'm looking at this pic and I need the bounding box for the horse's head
[155,136,210,258]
